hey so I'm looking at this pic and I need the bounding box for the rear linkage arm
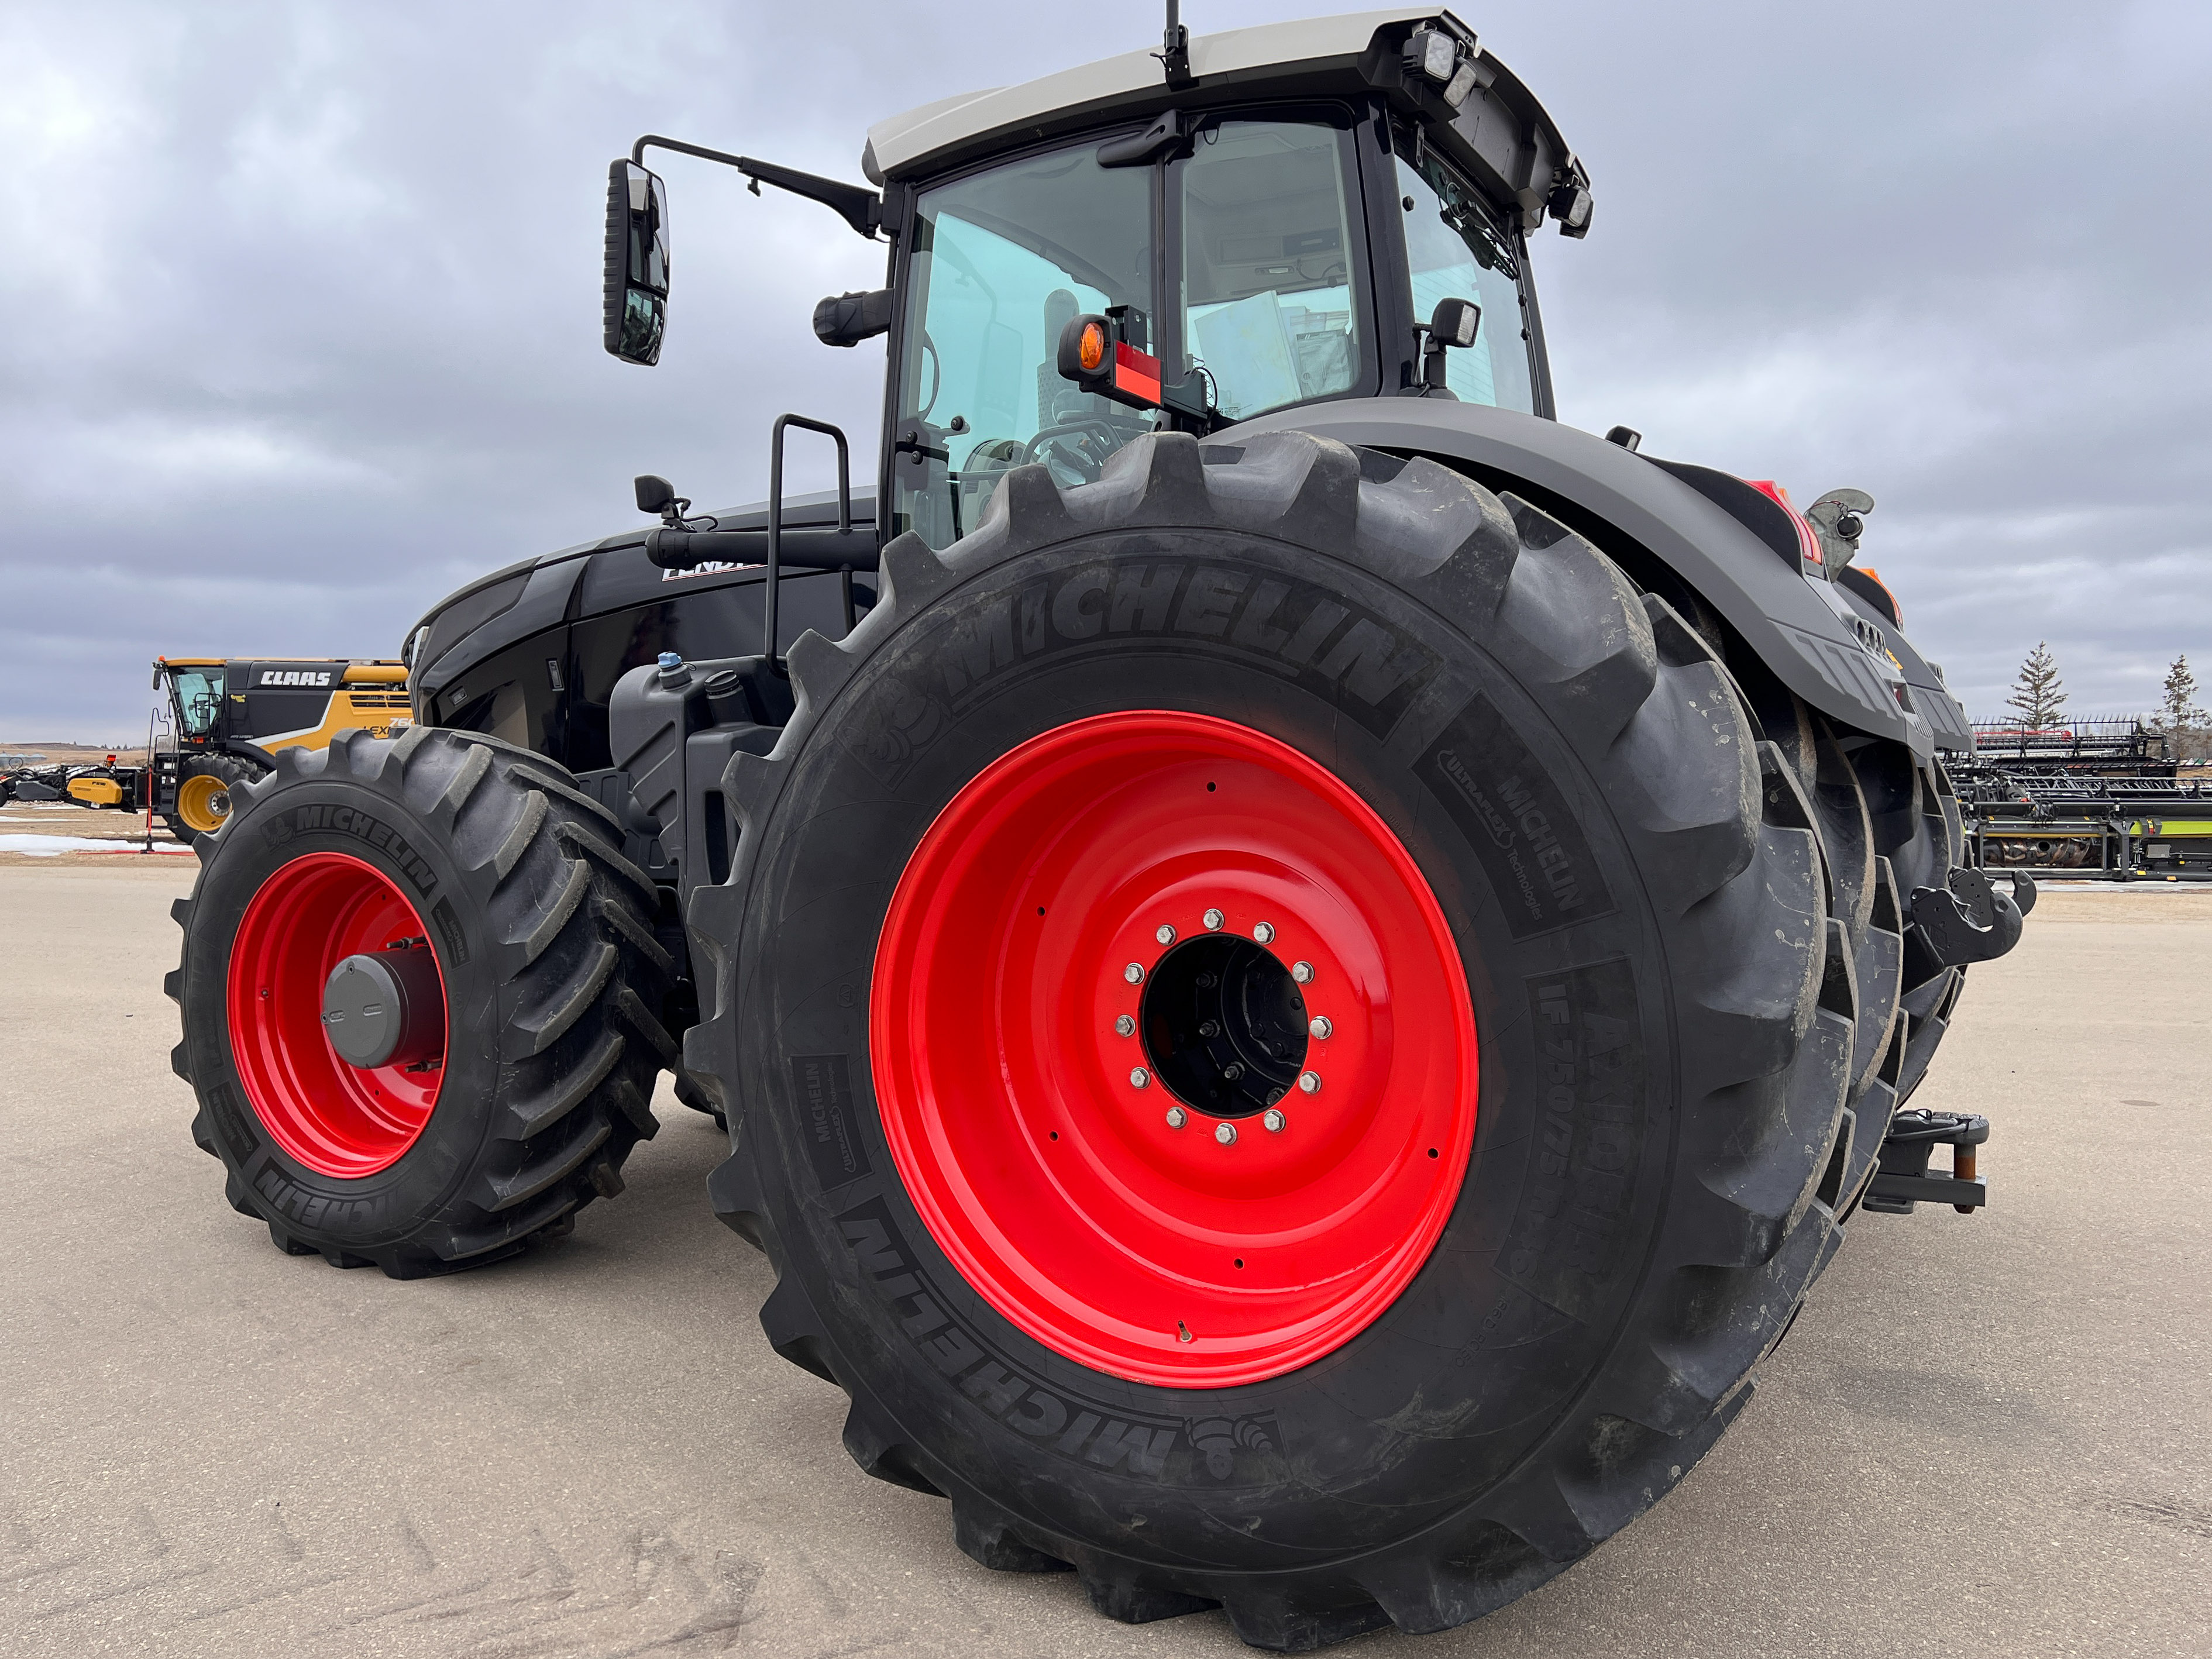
[1907,866,2036,975]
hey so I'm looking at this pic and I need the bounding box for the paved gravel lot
[3,861,2206,1658]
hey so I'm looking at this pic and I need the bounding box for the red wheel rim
[872,711,1478,1387]
[227,851,446,1178]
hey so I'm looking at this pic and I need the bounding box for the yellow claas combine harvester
[1,659,410,842]
[154,658,412,841]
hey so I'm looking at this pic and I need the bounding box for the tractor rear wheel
[694,432,1860,1646]
[167,752,263,844]
[167,727,673,1276]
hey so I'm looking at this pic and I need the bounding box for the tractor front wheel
[167,728,674,1275]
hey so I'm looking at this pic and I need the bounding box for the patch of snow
[1,833,194,856]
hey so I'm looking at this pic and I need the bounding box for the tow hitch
[1863,1109,1989,1216]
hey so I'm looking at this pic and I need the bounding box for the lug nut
[1252,921,1275,944]
[1114,1014,1136,1037]
[1298,1071,1321,1095]
[1263,1108,1285,1133]
[1291,961,1314,984]
[1215,1122,1237,1145]
[1165,1106,1187,1129]
[1309,1016,1332,1039]
[1155,924,1176,945]
[1203,908,1224,931]
[1130,1067,1150,1088]
[1124,962,1144,984]
[1223,1062,1243,1082]
[1198,1019,1219,1037]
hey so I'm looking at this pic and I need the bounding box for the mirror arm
[630,135,881,240]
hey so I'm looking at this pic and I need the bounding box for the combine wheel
[167,752,263,844]
[167,728,672,1276]
[699,432,1857,1646]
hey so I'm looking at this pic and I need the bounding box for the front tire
[167,728,674,1276]
[696,433,1858,1646]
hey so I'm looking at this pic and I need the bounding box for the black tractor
[168,9,2031,1647]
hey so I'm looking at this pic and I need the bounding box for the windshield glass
[168,669,222,736]
[1178,120,1366,421]
[895,145,1158,548]
[1395,144,1535,412]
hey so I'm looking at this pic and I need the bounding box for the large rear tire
[695,432,1863,1646]
[167,727,673,1276]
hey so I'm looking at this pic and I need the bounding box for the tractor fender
[1229,399,1950,759]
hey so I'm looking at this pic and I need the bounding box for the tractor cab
[603,8,1589,551]
[883,90,1550,550]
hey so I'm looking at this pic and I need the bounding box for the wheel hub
[321,946,445,1071]
[1138,931,1307,1118]
[176,772,233,834]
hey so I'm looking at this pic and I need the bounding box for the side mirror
[603,160,669,365]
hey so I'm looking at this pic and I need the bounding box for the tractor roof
[863,8,1588,235]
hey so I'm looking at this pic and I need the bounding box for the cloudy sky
[4,0,2206,741]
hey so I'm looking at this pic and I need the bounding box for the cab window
[895,144,1158,549]
[170,669,223,736]
[1395,143,1536,412]
[1178,120,1368,421]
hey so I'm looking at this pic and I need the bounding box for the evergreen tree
[2004,642,2067,730]
[2155,654,2204,730]
[2155,653,2207,761]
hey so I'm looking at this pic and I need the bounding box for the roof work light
[1404,25,1481,109]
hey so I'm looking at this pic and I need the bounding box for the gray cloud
[3,0,2205,738]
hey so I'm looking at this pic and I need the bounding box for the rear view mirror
[603,160,669,365]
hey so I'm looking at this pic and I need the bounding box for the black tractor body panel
[1226,398,1965,756]
[405,489,878,776]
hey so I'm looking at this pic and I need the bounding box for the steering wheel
[1020,418,1125,483]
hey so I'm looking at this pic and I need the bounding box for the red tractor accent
[871,711,1478,1387]
[226,852,446,1176]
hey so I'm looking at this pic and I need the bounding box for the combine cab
[166,9,2030,1646]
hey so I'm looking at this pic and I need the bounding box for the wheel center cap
[321,947,442,1070]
